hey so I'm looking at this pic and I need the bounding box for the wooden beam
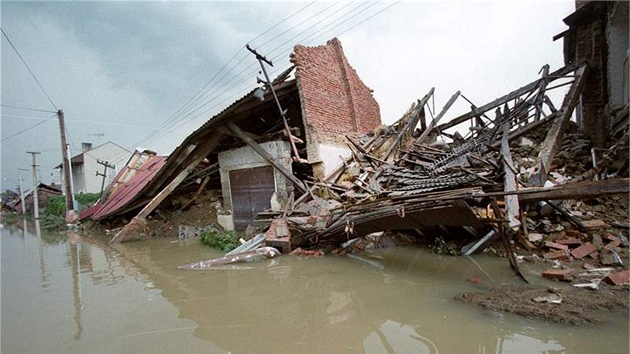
[532,64,588,185]
[518,178,628,203]
[110,133,221,244]
[383,88,434,160]
[415,90,461,144]
[436,65,576,132]
[226,120,307,194]
[500,120,521,231]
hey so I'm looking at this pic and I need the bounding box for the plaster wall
[217,140,292,230]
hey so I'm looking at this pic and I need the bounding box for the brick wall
[290,38,381,146]
[575,11,608,148]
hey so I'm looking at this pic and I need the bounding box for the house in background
[58,141,131,195]
[10,183,62,214]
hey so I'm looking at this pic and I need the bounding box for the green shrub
[199,228,240,252]
[75,192,100,207]
[41,213,66,231]
[47,196,66,217]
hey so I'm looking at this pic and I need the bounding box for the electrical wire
[133,2,400,149]
[1,27,58,111]
[0,104,57,114]
[131,2,318,149]
[1,114,56,142]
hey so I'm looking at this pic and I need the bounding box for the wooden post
[226,121,307,194]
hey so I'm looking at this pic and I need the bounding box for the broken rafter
[226,120,307,194]
[436,65,576,132]
[531,64,588,185]
[382,88,435,161]
[415,90,461,145]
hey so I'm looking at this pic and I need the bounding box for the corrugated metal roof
[84,155,167,220]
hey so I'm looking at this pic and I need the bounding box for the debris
[532,292,563,304]
[542,268,575,281]
[178,246,281,269]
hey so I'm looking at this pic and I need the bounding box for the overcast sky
[1,0,575,193]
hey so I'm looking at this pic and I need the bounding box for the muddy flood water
[2,221,628,354]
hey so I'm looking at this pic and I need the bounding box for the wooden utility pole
[17,168,28,215]
[96,159,115,200]
[57,109,74,214]
[26,151,41,218]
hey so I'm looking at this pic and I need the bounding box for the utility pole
[96,159,115,200]
[57,109,75,217]
[18,168,28,215]
[26,151,41,218]
[246,44,307,163]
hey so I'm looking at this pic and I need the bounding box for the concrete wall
[217,140,292,230]
[290,38,381,178]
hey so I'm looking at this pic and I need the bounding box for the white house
[59,141,131,195]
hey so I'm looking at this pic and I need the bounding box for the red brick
[565,230,581,237]
[544,241,569,250]
[581,220,608,230]
[582,262,596,270]
[571,242,597,259]
[604,270,630,286]
[544,250,570,260]
[603,233,620,242]
[603,238,621,250]
[542,268,574,281]
[555,237,582,246]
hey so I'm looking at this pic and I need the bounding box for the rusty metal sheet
[230,166,275,231]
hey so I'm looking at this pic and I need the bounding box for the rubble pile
[256,64,629,287]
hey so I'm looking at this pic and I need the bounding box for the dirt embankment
[458,285,628,325]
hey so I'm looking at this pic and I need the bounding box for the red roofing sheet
[89,156,167,220]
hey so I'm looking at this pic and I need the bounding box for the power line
[131,2,319,149]
[1,114,56,142]
[0,104,57,114]
[1,27,58,111]
[132,2,399,150]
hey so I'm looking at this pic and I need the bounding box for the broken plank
[518,178,628,203]
[500,121,521,231]
[531,64,588,185]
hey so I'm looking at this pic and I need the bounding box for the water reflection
[2,225,628,354]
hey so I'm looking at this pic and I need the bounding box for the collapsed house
[83,38,382,241]
[8,183,62,214]
[84,19,627,268]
